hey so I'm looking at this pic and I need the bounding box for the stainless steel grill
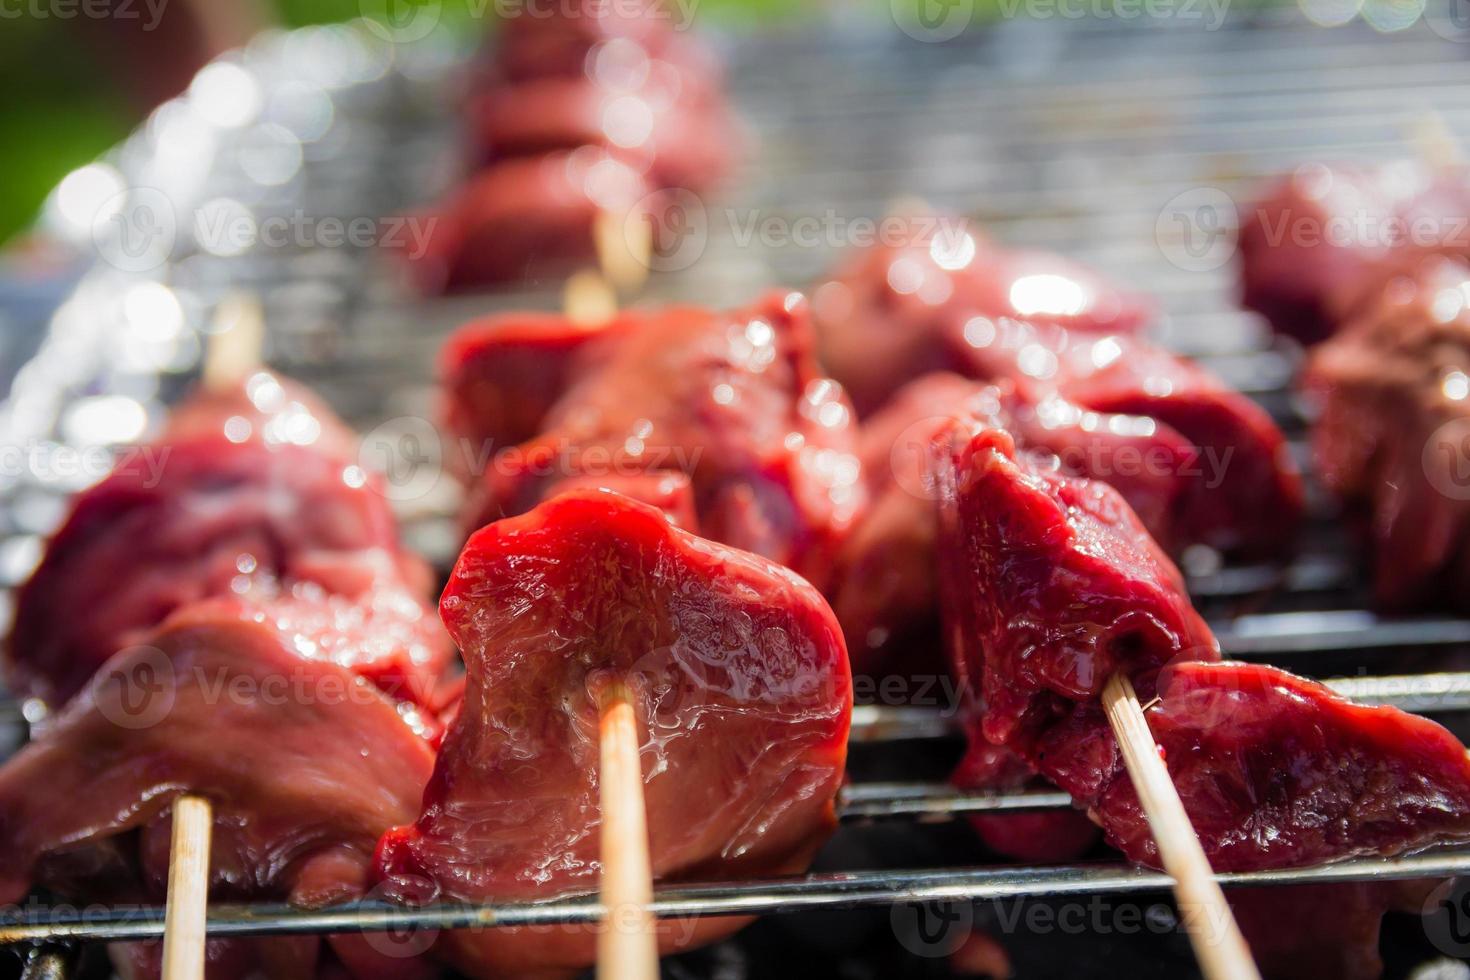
[4,6,1470,977]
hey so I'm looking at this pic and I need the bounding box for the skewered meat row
[810,227,1301,690]
[407,0,736,291]
[6,371,452,710]
[809,221,1154,416]
[0,595,442,980]
[1303,250,1470,613]
[1238,160,1470,345]
[455,291,866,591]
[377,490,850,976]
[811,221,1303,557]
[0,360,852,976]
[933,395,1470,976]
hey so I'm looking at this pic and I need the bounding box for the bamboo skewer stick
[161,795,213,980]
[1102,673,1260,980]
[161,296,266,978]
[201,293,265,391]
[596,685,659,980]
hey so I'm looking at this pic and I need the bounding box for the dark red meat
[467,75,733,193]
[402,150,652,293]
[0,596,439,978]
[463,292,865,590]
[1303,251,1470,611]
[1051,330,1303,557]
[376,489,851,976]
[810,223,1153,415]
[935,415,1219,747]
[439,309,628,462]
[831,373,1194,681]
[1033,661,1470,870]
[812,231,1301,557]
[160,369,358,461]
[937,407,1470,972]
[1238,161,1470,344]
[7,384,448,709]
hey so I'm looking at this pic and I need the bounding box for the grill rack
[5,7,1470,976]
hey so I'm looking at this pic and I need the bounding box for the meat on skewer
[1238,160,1470,345]
[809,222,1154,416]
[376,489,852,977]
[402,151,653,294]
[933,398,1470,976]
[830,372,1197,685]
[810,225,1303,558]
[1303,251,1470,613]
[460,292,866,591]
[407,0,736,293]
[6,371,451,710]
[0,594,441,980]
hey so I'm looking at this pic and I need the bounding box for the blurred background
[0,0,814,247]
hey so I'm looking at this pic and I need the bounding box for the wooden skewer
[564,270,620,327]
[201,292,266,392]
[160,300,257,979]
[1409,110,1463,169]
[1101,673,1260,980]
[594,209,653,297]
[160,795,213,980]
[596,684,658,980]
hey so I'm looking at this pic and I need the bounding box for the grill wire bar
[5,851,1470,944]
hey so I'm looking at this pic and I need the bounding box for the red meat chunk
[401,150,652,293]
[1303,251,1470,611]
[938,406,1470,973]
[1238,161,1470,345]
[810,223,1153,416]
[0,597,439,979]
[7,398,447,709]
[467,75,733,194]
[439,309,628,462]
[1034,661,1470,870]
[812,231,1302,557]
[831,373,1194,681]
[463,292,865,590]
[935,416,1219,747]
[376,490,851,976]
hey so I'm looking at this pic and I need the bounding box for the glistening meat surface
[0,596,439,979]
[812,231,1302,557]
[811,224,1152,416]
[465,293,865,590]
[1303,251,1470,612]
[377,490,851,977]
[7,379,448,708]
[935,417,1219,748]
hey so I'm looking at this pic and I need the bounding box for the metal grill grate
[5,7,1470,976]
